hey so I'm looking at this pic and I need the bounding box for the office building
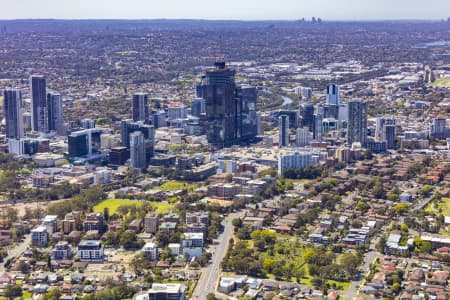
[3,89,24,139]
[30,75,47,133]
[152,110,167,128]
[132,92,150,123]
[77,240,104,262]
[278,115,289,147]
[8,138,42,156]
[321,104,339,119]
[167,105,187,121]
[384,125,397,149]
[237,85,258,141]
[120,120,155,160]
[191,98,206,117]
[130,131,146,170]
[326,84,340,106]
[347,100,368,146]
[278,151,313,176]
[197,60,238,147]
[313,113,323,140]
[278,109,298,128]
[430,117,447,139]
[296,127,312,147]
[196,60,259,147]
[109,146,130,166]
[68,130,92,157]
[47,91,63,133]
[299,103,314,132]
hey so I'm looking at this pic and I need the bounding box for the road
[343,238,380,300]
[0,234,31,273]
[191,212,241,300]
[413,195,433,211]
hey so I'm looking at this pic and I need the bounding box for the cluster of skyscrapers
[279,84,368,148]
[3,75,64,154]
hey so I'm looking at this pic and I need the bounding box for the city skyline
[1,0,450,21]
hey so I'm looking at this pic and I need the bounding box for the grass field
[156,181,197,192]
[432,77,450,87]
[93,199,175,215]
[425,197,450,216]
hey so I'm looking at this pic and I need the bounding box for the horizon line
[0,17,448,22]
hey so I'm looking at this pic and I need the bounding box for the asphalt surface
[191,212,241,300]
[343,237,380,300]
[0,234,31,273]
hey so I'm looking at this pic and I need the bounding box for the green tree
[340,252,362,279]
[119,230,142,250]
[3,284,22,300]
[206,293,217,300]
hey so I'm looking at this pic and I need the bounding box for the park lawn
[157,181,197,192]
[432,77,450,87]
[259,239,310,275]
[93,199,174,215]
[326,279,351,291]
[425,197,450,216]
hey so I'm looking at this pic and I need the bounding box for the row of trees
[47,186,107,218]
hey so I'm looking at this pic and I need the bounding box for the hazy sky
[1,0,449,20]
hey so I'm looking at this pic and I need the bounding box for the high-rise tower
[3,89,24,139]
[197,60,238,147]
[30,75,47,133]
[299,103,314,132]
[279,115,289,147]
[347,100,368,146]
[130,131,146,170]
[326,84,340,106]
[47,91,63,133]
[132,93,150,123]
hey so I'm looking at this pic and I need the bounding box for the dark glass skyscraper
[30,75,47,133]
[191,98,206,117]
[279,115,289,147]
[197,60,239,147]
[236,85,258,141]
[132,92,149,123]
[299,103,314,132]
[47,91,63,133]
[347,100,368,146]
[197,60,258,148]
[3,89,24,139]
